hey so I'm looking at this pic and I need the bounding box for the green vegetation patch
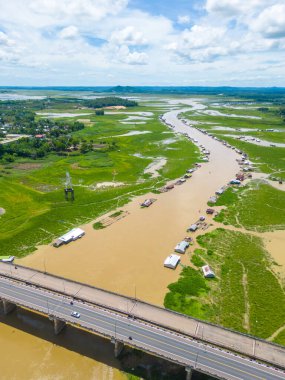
[196,229,285,338]
[93,221,105,230]
[214,182,285,232]
[191,253,205,267]
[110,210,124,218]
[273,328,285,346]
[164,266,210,319]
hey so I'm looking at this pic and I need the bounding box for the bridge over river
[0,262,284,380]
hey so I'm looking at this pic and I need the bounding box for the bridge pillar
[2,300,16,315]
[53,318,66,335]
[185,366,193,380]
[114,341,124,358]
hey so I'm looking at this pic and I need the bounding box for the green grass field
[165,229,285,339]
[0,102,201,257]
[214,182,285,231]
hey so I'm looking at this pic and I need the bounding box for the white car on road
[71,311,80,318]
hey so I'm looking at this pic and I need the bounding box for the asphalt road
[0,276,284,380]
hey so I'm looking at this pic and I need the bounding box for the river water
[0,99,282,379]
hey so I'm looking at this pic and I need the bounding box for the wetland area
[0,89,285,379]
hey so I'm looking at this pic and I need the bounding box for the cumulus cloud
[110,26,147,46]
[59,26,79,39]
[181,25,225,49]
[166,25,231,62]
[116,45,148,65]
[251,3,285,38]
[0,0,284,85]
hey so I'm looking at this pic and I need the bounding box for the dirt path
[268,324,285,342]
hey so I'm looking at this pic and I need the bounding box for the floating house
[141,199,154,207]
[215,188,224,195]
[208,196,217,204]
[174,241,190,254]
[0,256,15,263]
[164,255,181,269]
[53,228,85,248]
[175,178,186,185]
[206,208,215,214]
[202,265,215,278]
[188,224,198,232]
[230,179,241,185]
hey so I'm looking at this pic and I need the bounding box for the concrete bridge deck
[0,262,285,380]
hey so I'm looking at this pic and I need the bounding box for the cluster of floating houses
[159,164,202,193]
[53,228,85,248]
[164,211,216,278]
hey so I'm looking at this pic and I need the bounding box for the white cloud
[177,15,190,25]
[59,26,79,39]
[0,31,15,46]
[0,0,284,85]
[181,25,225,49]
[116,45,148,65]
[28,0,129,23]
[110,26,147,46]
[251,3,285,38]
[205,0,272,17]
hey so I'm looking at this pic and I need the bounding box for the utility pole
[64,171,74,201]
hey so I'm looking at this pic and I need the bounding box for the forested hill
[81,97,137,108]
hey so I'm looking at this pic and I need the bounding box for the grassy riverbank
[165,229,285,340]
[214,182,285,232]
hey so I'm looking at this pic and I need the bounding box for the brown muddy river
[1,99,282,379]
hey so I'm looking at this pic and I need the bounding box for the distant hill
[106,86,285,102]
[1,86,285,102]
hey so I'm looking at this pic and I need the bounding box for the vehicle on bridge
[71,311,81,318]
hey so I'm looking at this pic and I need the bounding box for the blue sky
[0,0,284,86]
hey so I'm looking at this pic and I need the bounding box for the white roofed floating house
[174,241,190,254]
[187,224,198,232]
[0,256,15,263]
[141,199,155,208]
[202,265,215,278]
[53,228,85,248]
[164,254,180,269]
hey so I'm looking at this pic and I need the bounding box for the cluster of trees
[0,103,85,137]
[0,135,119,162]
[84,96,137,108]
[0,135,91,161]
[0,96,126,162]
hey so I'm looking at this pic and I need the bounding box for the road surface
[1,276,284,380]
